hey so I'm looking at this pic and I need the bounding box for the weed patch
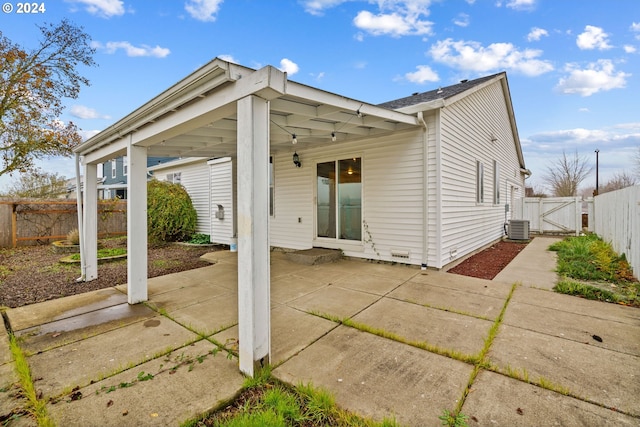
[186,374,399,427]
[549,235,638,306]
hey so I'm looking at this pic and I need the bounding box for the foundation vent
[390,249,410,259]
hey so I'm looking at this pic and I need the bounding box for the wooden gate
[513,197,589,236]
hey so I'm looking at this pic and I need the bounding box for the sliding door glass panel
[338,158,361,241]
[316,161,336,238]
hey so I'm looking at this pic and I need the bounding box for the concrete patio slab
[274,325,474,427]
[511,285,640,325]
[462,369,639,426]
[115,265,226,297]
[412,270,513,299]
[270,273,329,304]
[16,302,156,355]
[214,304,338,365]
[488,324,640,417]
[493,236,561,289]
[287,285,380,319]
[170,292,238,336]
[47,339,244,427]
[7,288,127,332]
[28,316,199,398]
[504,299,640,356]
[388,280,505,320]
[353,297,493,356]
[143,281,231,313]
[332,273,406,296]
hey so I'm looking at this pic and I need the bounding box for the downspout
[417,111,428,271]
[74,153,86,282]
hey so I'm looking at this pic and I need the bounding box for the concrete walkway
[1,237,638,426]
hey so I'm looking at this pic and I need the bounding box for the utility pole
[594,149,599,196]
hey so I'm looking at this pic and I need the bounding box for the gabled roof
[378,72,504,110]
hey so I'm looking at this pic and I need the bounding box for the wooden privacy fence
[0,199,127,248]
[593,186,640,278]
[513,196,592,236]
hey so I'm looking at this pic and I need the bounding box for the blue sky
[1,0,639,192]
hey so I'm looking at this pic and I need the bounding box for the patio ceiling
[75,58,421,162]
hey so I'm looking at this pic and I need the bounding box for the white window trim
[493,160,500,205]
[123,156,128,176]
[111,159,117,179]
[476,160,484,204]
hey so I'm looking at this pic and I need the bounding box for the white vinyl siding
[270,128,428,265]
[438,79,524,268]
[208,158,235,245]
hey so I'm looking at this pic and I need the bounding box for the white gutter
[417,111,429,271]
[74,153,85,282]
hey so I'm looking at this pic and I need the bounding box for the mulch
[0,239,217,308]
[447,239,529,280]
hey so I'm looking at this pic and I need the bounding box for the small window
[111,159,117,179]
[476,161,484,203]
[172,172,181,184]
[493,160,500,204]
[123,156,128,176]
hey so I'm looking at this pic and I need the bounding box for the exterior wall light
[293,152,301,168]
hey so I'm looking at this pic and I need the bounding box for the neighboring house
[73,58,530,375]
[148,70,529,269]
[101,156,174,199]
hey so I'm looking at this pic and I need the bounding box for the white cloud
[576,25,612,50]
[578,107,590,113]
[405,65,439,83]
[278,58,299,75]
[504,0,536,10]
[218,54,238,63]
[527,27,548,42]
[632,22,640,40]
[624,45,637,53]
[301,0,348,16]
[80,129,101,141]
[66,0,125,18]
[556,60,630,96]
[453,13,470,28]
[429,38,553,76]
[353,10,433,37]
[185,0,223,22]
[70,105,111,120]
[92,41,171,58]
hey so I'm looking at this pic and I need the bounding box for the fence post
[11,203,17,248]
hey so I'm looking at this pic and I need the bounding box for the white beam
[237,95,271,376]
[82,163,98,281]
[127,139,148,304]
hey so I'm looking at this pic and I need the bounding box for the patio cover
[73,58,420,375]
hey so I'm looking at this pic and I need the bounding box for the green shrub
[147,180,197,244]
[188,233,211,244]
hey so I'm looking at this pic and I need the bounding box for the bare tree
[1,168,68,198]
[600,171,637,194]
[634,146,640,179]
[543,150,593,196]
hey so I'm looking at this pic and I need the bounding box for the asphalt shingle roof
[378,72,504,110]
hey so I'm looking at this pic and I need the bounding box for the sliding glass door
[316,158,361,241]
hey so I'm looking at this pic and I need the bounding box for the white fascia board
[129,66,286,147]
[148,157,209,171]
[392,99,445,114]
[285,81,420,127]
[74,58,247,157]
[207,157,233,166]
[82,137,128,165]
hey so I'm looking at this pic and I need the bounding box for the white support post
[127,140,148,304]
[83,162,98,281]
[236,95,271,376]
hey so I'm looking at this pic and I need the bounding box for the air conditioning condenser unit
[508,220,530,240]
